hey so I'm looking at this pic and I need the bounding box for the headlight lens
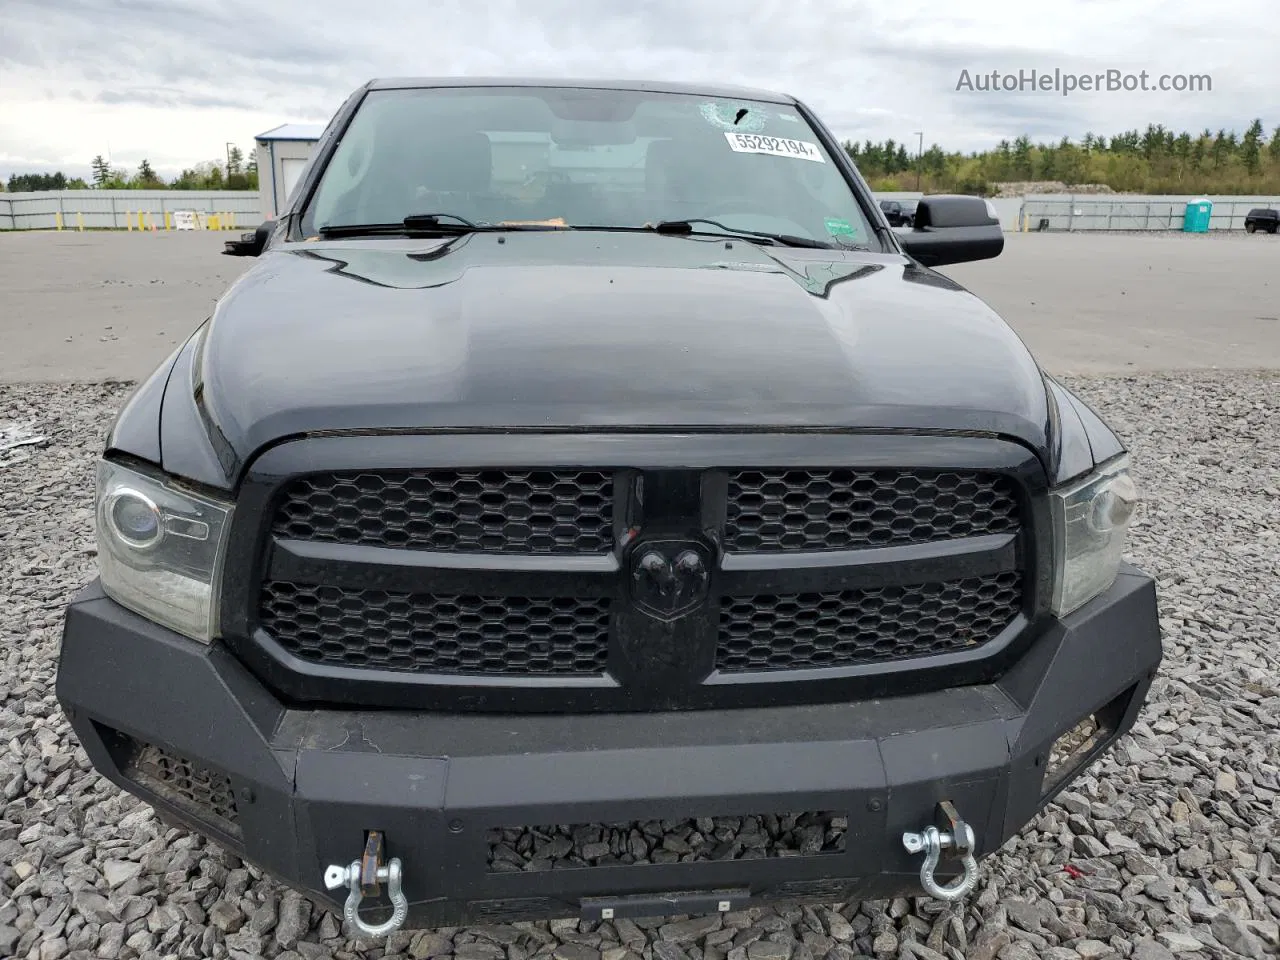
[95,460,233,643]
[1050,454,1138,617]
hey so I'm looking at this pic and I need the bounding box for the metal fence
[4,189,1276,234]
[1018,195,1280,232]
[0,190,261,231]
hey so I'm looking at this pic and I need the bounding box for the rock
[823,911,853,943]
[1246,920,1278,948]
[208,901,244,934]
[747,941,792,960]
[1004,901,1046,933]
[1074,836,1110,859]
[659,915,722,944]
[101,860,142,889]
[870,930,897,958]
[411,932,455,958]
[70,890,115,923]
[1129,939,1175,960]
[275,891,309,949]
[1072,940,1112,959]
[1154,931,1203,953]
[901,942,948,960]
[1104,831,1142,854]
[456,942,506,960]
[1209,912,1268,959]
[248,898,278,935]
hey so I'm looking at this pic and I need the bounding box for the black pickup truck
[1244,207,1279,233]
[57,77,1160,936]
[878,199,915,227]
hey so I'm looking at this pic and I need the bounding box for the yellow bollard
[55,211,63,230]
[138,211,145,232]
[77,212,84,232]
[165,211,172,231]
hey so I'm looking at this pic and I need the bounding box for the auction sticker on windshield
[724,132,825,162]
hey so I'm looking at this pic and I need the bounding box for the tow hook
[323,831,408,938]
[902,800,980,901]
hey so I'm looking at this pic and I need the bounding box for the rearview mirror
[222,220,273,257]
[898,195,1003,267]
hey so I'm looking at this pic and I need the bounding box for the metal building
[255,123,323,221]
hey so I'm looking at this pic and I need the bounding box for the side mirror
[222,220,273,257]
[898,195,1003,267]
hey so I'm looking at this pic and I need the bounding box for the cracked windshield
[304,87,876,248]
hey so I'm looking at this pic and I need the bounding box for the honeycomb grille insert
[260,581,612,676]
[724,469,1020,552]
[121,740,239,835]
[271,469,614,554]
[717,572,1022,672]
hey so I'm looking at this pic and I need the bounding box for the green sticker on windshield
[824,216,856,236]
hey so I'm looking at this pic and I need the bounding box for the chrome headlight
[95,460,233,643]
[1050,454,1138,617]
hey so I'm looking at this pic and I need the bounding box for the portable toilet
[1183,198,1212,232]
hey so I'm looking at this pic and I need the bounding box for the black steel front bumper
[56,566,1160,927]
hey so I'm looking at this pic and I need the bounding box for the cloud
[1,0,1279,180]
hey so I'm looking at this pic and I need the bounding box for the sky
[2,0,1278,182]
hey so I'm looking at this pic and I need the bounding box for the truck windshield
[300,86,879,248]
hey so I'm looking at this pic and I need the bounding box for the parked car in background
[879,198,914,227]
[1244,207,1279,234]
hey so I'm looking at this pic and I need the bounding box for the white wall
[256,139,317,220]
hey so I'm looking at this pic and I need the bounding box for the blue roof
[255,123,324,142]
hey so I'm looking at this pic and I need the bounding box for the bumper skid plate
[56,567,1160,929]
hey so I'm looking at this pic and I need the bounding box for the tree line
[846,119,1280,195]
[5,146,258,193]
[10,122,1280,196]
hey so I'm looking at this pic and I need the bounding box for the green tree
[1241,119,1264,174]
[134,158,164,188]
[91,154,111,187]
[7,172,68,191]
[227,145,244,175]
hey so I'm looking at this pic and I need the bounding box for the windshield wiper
[316,213,567,238]
[650,219,836,249]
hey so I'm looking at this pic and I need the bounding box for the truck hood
[181,231,1050,481]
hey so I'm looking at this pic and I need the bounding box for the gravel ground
[1,372,1278,960]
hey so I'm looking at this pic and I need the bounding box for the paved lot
[2,229,1279,381]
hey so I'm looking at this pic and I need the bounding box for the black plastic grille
[724,469,1019,552]
[717,572,1022,672]
[120,739,239,835]
[260,581,612,675]
[271,470,614,554]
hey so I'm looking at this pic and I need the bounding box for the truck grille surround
[230,436,1046,712]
